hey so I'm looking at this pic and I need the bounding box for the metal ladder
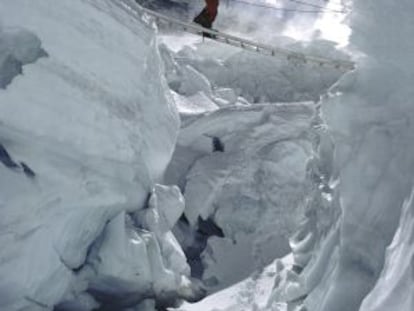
[119,0,356,71]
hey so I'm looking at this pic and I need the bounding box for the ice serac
[0,0,198,310]
[300,1,414,311]
[161,32,349,297]
[171,41,349,104]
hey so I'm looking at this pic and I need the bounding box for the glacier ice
[164,47,322,292]
[271,1,414,311]
[170,40,349,103]
[158,19,353,299]
[0,27,47,89]
[360,189,414,311]
[167,1,414,311]
[1,0,413,310]
[300,1,414,310]
[0,0,203,310]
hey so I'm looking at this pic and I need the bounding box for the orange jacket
[205,0,219,22]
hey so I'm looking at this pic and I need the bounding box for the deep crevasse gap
[169,102,316,292]
[171,0,414,310]
[159,33,346,294]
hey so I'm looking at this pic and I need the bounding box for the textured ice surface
[161,27,346,295]
[360,189,414,311]
[2,0,412,310]
[166,100,316,291]
[0,27,47,88]
[268,1,414,311]
[170,1,414,310]
[173,255,295,311]
[301,1,414,310]
[170,39,349,103]
[0,0,203,310]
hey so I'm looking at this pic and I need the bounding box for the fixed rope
[285,0,349,13]
[118,0,355,71]
[231,0,348,14]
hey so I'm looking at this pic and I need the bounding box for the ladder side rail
[144,7,354,70]
[119,1,355,70]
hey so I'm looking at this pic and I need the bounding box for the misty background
[135,0,351,46]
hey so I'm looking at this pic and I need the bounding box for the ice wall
[0,0,202,310]
[360,189,414,311]
[168,102,315,292]
[293,1,414,311]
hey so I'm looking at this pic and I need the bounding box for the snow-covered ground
[176,255,296,311]
[1,0,413,310]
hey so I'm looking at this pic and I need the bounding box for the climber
[193,0,219,29]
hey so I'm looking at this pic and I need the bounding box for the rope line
[117,0,355,71]
[284,0,348,13]
[231,0,348,14]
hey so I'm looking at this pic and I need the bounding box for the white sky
[263,0,351,46]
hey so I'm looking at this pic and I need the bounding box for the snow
[2,0,413,310]
[167,0,414,310]
[176,103,315,227]
[142,184,186,235]
[360,189,414,311]
[266,1,414,311]
[162,32,337,292]
[170,39,349,103]
[0,0,201,310]
[298,1,414,310]
[0,27,47,88]
[158,25,356,296]
[174,255,295,311]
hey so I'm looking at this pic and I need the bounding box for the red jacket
[205,0,219,22]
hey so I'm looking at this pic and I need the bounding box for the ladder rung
[119,0,356,71]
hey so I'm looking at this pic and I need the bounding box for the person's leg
[193,7,212,28]
[205,0,219,24]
